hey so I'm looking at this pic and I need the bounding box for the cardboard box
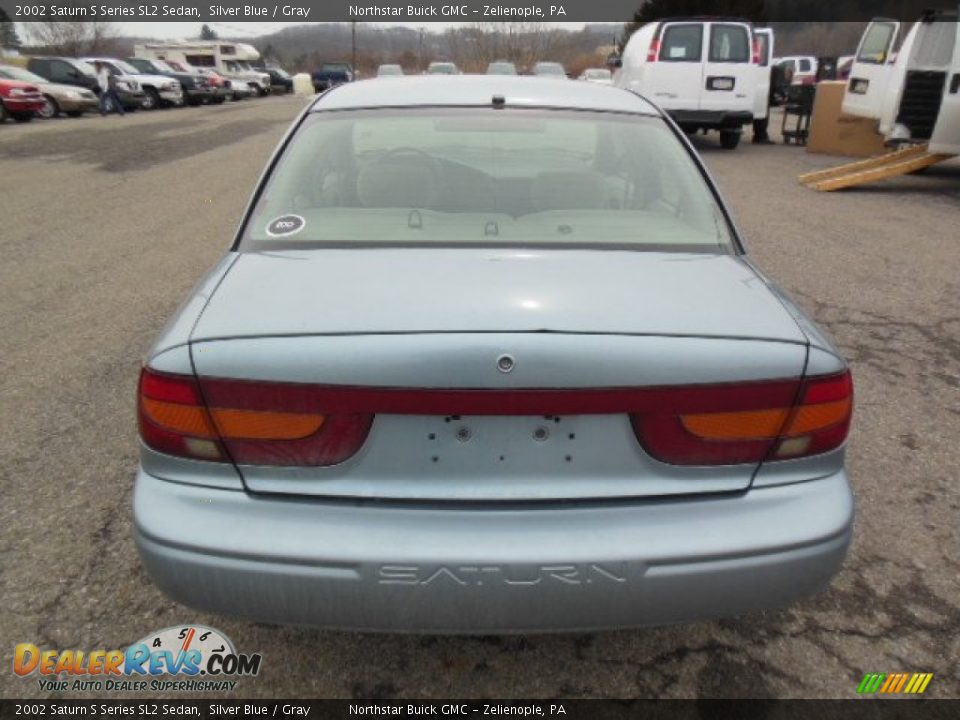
[807,81,889,157]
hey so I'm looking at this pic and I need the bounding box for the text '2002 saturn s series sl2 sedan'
[135,76,854,633]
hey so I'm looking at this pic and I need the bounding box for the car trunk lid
[186,249,808,501]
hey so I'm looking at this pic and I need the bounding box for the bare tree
[24,22,116,56]
[445,22,569,72]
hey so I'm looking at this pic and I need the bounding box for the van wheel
[719,131,742,150]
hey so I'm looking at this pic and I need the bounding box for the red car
[0,78,45,123]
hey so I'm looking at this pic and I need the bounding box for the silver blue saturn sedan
[135,76,854,633]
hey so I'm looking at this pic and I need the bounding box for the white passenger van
[843,11,960,154]
[613,18,762,149]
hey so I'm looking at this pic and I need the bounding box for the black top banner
[2,0,960,23]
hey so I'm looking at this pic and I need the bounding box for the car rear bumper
[669,110,754,129]
[134,468,853,633]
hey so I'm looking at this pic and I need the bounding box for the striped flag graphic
[857,672,932,695]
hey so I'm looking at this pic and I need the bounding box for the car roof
[312,76,660,115]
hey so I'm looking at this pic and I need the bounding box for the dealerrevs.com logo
[13,625,262,692]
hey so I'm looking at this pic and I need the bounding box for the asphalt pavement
[1,97,958,699]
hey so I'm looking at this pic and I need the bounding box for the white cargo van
[613,18,761,149]
[843,11,960,154]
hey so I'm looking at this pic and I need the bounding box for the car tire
[11,112,34,123]
[65,110,84,118]
[142,88,160,110]
[0,100,7,123]
[211,96,226,104]
[38,95,60,119]
[719,130,742,150]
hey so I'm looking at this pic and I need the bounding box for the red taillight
[631,371,853,466]
[647,39,661,62]
[138,368,852,468]
[752,38,762,64]
[137,369,372,466]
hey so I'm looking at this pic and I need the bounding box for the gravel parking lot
[1,97,958,699]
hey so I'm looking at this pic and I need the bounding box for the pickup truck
[84,57,181,109]
[126,57,213,106]
[311,63,353,93]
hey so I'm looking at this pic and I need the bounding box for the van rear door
[645,22,705,112]
[843,19,901,118]
[930,22,960,154]
[701,22,755,114]
[753,28,774,120]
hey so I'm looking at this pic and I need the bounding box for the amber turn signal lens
[210,408,325,440]
[681,408,790,441]
[784,398,852,436]
[141,397,218,439]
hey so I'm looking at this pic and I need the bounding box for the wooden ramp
[799,144,955,191]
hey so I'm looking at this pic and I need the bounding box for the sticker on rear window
[266,214,305,237]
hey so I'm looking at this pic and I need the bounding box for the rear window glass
[241,108,733,253]
[798,58,812,72]
[857,22,897,64]
[709,24,750,63]
[756,33,770,67]
[660,25,703,62]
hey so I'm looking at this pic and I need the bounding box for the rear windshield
[660,24,703,62]
[709,24,751,63]
[241,108,733,253]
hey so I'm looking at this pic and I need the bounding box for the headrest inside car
[530,171,608,211]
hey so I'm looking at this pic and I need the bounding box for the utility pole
[419,27,424,71]
[351,21,356,76]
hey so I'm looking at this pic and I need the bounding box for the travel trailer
[134,42,271,97]
[843,11,960,154]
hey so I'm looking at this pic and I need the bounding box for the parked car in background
[221,59,271,97]
[135,76,855,633]
[83,57,182,110]
[486,61,518,75]
[426,61,459,75]
[263,67,294,94]
[26,56,100,96]
[377,64,404,77]
[126,57,213,106]
[0,77,44,122]
[613,18,761,149]
[312,62,354,92]
[533,61,567,77]
[165,60,231,103]
[0,65,98,118]
[776,56,819,85]
[579,68,613,84]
